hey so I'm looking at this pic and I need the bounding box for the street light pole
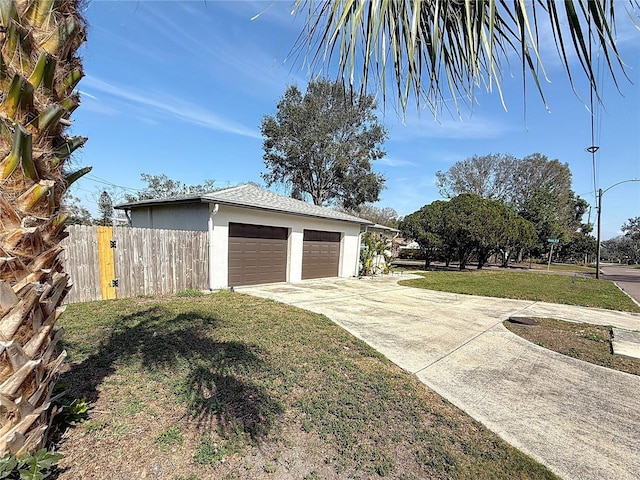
[595,179,640,280]
[596,188,603,279]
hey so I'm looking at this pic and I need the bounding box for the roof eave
[199,198,373,225]
[116,195,372,225]
[114,196,206,210]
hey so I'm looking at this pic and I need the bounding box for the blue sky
[71,1,639,240]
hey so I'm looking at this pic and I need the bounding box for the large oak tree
[400,200,448,268]
[401,195,536,269]
[261,78,387,209]
[435,153,518,201]
[436,153,588,252]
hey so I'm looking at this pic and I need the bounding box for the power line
[587,13,600,212]
[84,174,142,192]
[594,43,605,197]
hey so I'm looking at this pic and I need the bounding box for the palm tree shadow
[57,305,284,443]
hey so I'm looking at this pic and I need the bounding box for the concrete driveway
[237,275,640,480]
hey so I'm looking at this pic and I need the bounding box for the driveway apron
[237,275,640,480]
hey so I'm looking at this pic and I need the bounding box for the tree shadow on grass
[57,305,284,443]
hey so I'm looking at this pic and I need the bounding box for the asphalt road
[600,263,640,304]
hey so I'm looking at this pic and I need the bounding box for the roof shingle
[116,183,372,225]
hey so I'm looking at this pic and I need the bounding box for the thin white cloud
[85,23,168,65]
[81,102,118,116]
[83,75,260,138]
[79,90,98,100]
[142,3,306,95]
[214,0,302,29]
[377,156,417,167]
[390,111,514,141]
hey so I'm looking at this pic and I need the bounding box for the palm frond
[294,0,636,114]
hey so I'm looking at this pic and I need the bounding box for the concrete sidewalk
[238,275,640,480]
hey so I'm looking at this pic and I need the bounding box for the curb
[612,281,640,308]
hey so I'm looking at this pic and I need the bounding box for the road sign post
[547,239,559,271]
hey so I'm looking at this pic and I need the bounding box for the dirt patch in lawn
[504,317,640,376]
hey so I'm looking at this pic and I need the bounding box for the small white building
[116,184,372,289]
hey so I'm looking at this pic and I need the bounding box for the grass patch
[400,270,640,312]
[529,263,596,274]
[55,292,559,479]
[155,426,184,451]
[176,288,205,297]
[505,318,640,376]
[392,260,596,275]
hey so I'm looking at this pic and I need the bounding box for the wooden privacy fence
[61,225,209,303]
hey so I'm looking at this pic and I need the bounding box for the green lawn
[504,318,640,376]
[529,263,596,274]
[392,260,597,275]
[55,292,558,479]
[399,270,640,313]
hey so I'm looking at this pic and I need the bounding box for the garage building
[116,183,371,289]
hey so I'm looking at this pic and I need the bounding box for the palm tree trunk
[0,0,87,456]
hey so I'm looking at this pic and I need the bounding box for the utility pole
[596,188,602,279]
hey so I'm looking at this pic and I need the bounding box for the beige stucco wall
[209,204,362,289]
[127,202,362,290]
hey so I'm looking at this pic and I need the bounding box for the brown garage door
[302,230,341,280]
[228,223,288,287]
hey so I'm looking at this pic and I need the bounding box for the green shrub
[360,232,392,276]
[54,397,89,428]
[0,449,62,480]
[398,249,425,260]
